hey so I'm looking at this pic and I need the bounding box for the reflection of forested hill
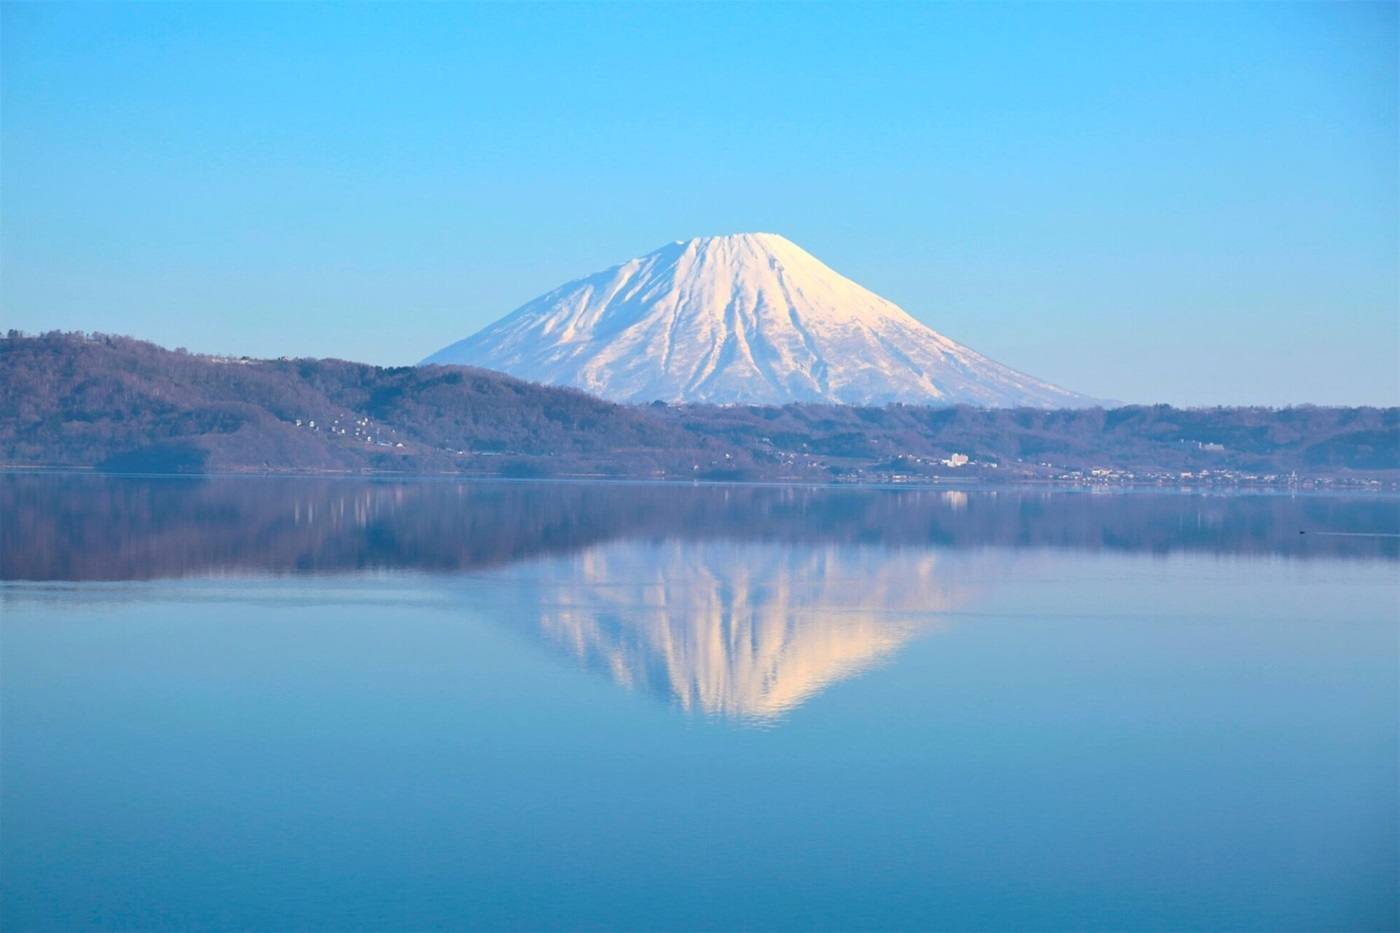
[2,333,1396,481]
[3,474,1394,581]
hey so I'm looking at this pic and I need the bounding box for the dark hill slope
[1,333,1395,482]
[660,402,1399,477]
[0,333,736,475]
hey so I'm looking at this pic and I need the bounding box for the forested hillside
[2,333,1395,485]
[0,332,739,476]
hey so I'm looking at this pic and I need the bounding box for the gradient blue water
[2,476,1396,930]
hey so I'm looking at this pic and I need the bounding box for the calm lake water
[2,474,1396,931]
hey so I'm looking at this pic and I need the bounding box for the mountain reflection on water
[4,473,1396,720]
[504,541,958,720]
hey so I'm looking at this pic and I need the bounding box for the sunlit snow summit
[423,233,1090,407]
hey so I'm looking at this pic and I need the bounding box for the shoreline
[4,464,1397,497]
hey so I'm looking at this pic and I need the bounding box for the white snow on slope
[422,233,1093,407]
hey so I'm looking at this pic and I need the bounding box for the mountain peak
[423,236,1093,407]
[678,231,793,250]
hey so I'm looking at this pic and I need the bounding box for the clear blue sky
[2,2,1395,405]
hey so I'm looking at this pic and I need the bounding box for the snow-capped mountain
[422,233,1093,407]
